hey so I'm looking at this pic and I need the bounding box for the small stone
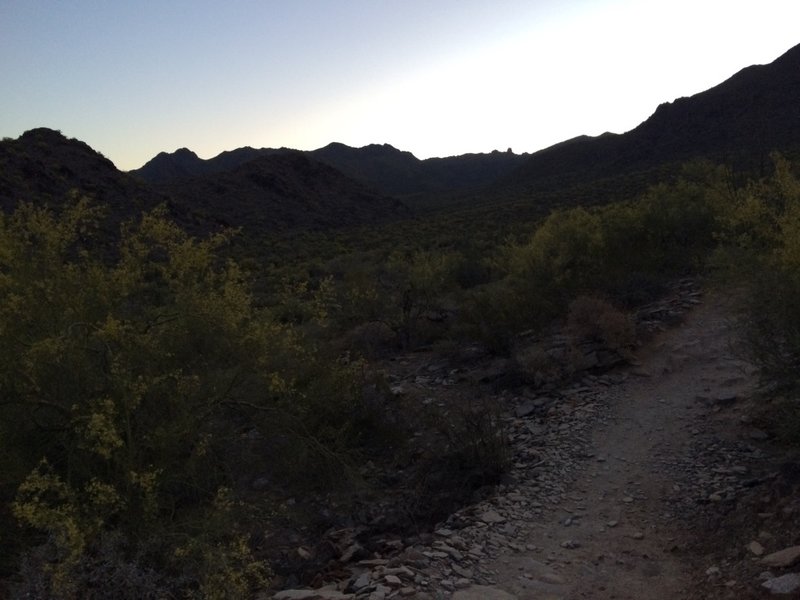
[631,532,644,540]
[384,575,402,587]
[708,493,723,502]
[339,543,363,563]
[540,572,566,585]
[561,540,581,549]
[762,573,800,595]
[762,546,800,568]
[273,590,354,600]
[748,541,765,556]
[606,520,619,528]
[435,528,454,537]
[622,496,634,503]
[706,566,721,577]
[480,510,506,524]
[351,572,371,591]
[452,564,473,579]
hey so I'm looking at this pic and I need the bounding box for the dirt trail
[482,291,759,600]
[268,288,781,600]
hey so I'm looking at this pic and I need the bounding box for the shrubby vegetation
[3,155,800,595]
[712,156,800,395]
[0,198,390,597]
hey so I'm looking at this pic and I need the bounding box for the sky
[1,1,799,171]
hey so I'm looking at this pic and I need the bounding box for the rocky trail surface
[269,286,800,600]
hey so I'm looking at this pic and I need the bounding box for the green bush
[0,198,382,597]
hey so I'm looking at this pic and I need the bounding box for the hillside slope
[0,130,409,236]
[0,128,159,218]
[132,141,528,198]
[159,150,409,233]
[504,42,800,193]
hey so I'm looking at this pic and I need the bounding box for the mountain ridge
[0,130,408,237]
[131,140,530,198]
[502,42,800,193]
[3,42,799,232]
[129,41,800,203]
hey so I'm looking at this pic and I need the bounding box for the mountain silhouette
[132,141,528,198]
[0,128,165,234]
[503,42,800,194]
[158,150,408,233]
[131,43,800,204]
[0,131,407,236]
[4,42,799,233]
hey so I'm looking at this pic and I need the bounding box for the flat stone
[383,575,402,587]
[451,585,518,600]
[480,510,506,524]
[762,573,800,595]
[762,546,800,568]
[273,590,353,600]
[540,572,566,585]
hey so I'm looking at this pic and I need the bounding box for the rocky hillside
[130,146,285,184]
[503,42,800,194]
[0,130,408,236]
[0,127,160,219]
[310,143,528,197]
[158,150,409,233]
[131,142,529,198]
[129,43,800,212]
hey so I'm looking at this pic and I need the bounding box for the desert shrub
[336,249,458,350]
[716,156,800,385]
[509,207,605,303]
[600,166,721,289]
[513,342,564,386]
[567,295,635,356]
[408,395,509,523]
[0,198,385,597]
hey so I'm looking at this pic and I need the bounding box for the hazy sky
[2,1,798,171]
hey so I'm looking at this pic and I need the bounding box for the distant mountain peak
[171,147,199,158]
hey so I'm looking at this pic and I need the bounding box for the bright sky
[1,1,798,171]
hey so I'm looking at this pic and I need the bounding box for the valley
[1,43,799,600]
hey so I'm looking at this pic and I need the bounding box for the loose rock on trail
[270,286,798,599]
